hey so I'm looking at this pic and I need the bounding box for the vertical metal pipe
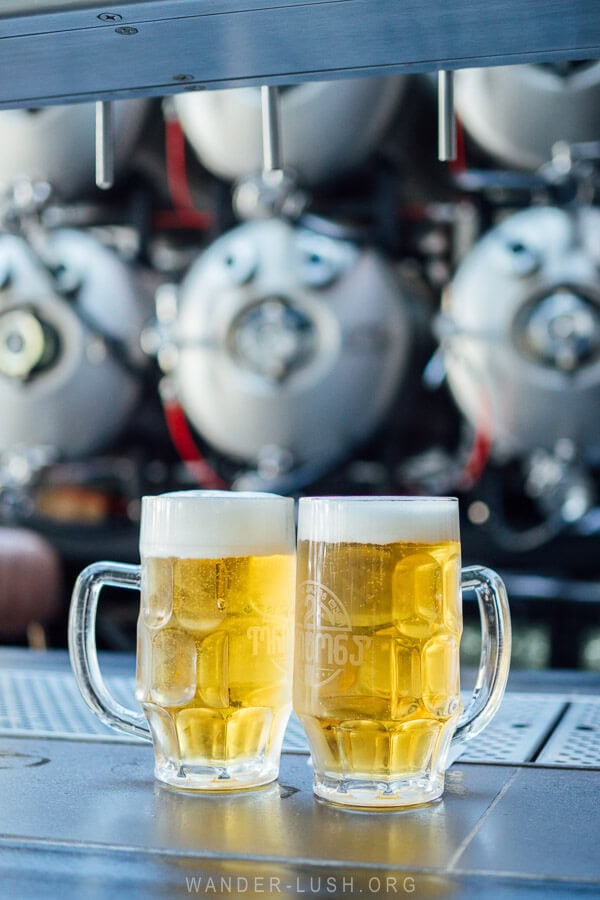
[438,70,457,162]
[95,100,115,190]
[261,85,282,173]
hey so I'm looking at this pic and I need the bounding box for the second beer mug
[69,491,295,790]
[294,496,511,808]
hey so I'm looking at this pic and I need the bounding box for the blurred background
[1,63,600,670]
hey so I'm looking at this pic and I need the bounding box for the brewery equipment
[455,62,600,170]
[0,228,147,459]
[152,218,414,481]
[440,205,600,524]
[173,78,406,187]
[0,0,598,664]
[0,101,148,199]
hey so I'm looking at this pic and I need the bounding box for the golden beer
[295,538,462,779]
[69,490,297,791]
[294,495,467,806]
[71,492,508,800]
[136,552,295,782]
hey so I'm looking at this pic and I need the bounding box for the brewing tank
[0,100,149,198]
[441,206,600,463]
[455,62,600,170]
[166,218,413,469]
[173,78,405,186]
[0,229,146,458]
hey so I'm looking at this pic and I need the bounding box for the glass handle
[451,565,512,752]
[68,561,150,741]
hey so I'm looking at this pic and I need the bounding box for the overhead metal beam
[0,0,599,108]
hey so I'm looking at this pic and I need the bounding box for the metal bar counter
[0,650,598,898]
[1,1,599,108]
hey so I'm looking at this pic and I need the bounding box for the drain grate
[0,669,310,751]
[536,701,600,767]
[456,694,565,764]
[0,667,597,765]
[0,669,140,742]
[282,696,567,764]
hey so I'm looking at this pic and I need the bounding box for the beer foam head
[140,490,294,558]
[298,496,460,544]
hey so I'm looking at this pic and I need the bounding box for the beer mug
[294,496,511,808]
[69,491,296,790]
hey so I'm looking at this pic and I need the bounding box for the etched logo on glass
[298,580,372,686]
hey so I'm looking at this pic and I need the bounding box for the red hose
[153,209,213,231]
[450,115,467,175]
[160,117,214,230]
[460,423,492,489]
[162,395,228,489]
[458,384,493,489]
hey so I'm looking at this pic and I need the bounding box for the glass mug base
[312,771,445,808]
[154,757,280,791]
